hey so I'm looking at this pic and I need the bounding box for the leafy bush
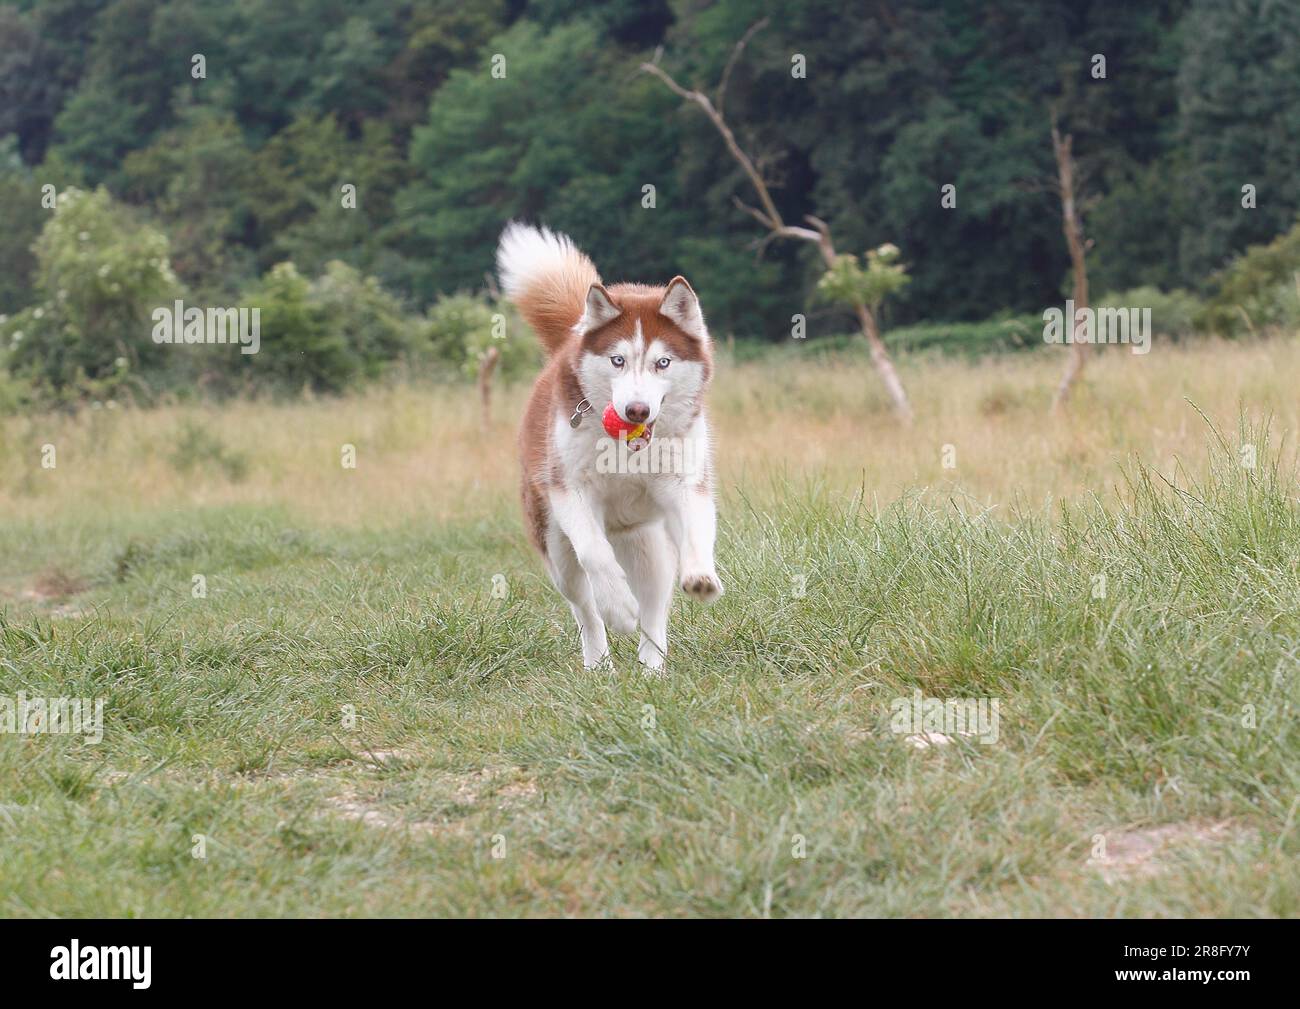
[422,293,540,380]
[1198,218,1300,335]
[816,244,909,313]
[771,313,1042,360]
[308,261,416,379]
[0,369,32,412]
[237,262,353,393]
[0,187,179,399]
[1094,286,1203,341]
[232,261,429,394]
[883,314,1043,356]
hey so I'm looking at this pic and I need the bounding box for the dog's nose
[624,401,651,424]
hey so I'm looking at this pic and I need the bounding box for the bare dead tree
[479,270,504,427]
[641,22,913,424]
[1049,111,1090,413]
[478,345,500,428]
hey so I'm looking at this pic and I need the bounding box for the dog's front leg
[659,483,723,602]
[548,487,639,634]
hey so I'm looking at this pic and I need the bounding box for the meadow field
[1,336,1298,917]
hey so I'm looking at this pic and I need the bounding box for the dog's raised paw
[680,572,723,602]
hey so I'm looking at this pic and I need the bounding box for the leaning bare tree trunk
[641,23,912,424]
[1050,119,1089,413]
[856,304,911,419]
[477,345,500,428]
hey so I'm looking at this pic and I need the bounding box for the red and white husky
[497,222,723,670]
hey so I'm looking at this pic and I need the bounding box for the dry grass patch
[1087,821,1256,883]
[320,765,540,837]
[5,336,1300,530]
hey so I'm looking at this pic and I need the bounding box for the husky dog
[497,222,723,670]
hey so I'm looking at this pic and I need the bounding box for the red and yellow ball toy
[602,402,648,442]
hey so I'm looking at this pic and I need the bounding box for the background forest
[1,0,1299,405]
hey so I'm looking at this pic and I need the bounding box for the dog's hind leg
[612,522,676,672]
[545,527,610,668]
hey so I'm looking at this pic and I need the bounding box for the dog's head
[574,277,712,435]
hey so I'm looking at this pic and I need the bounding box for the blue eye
[656,357,671,369]
[610,355,625,367]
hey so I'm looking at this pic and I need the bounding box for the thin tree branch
[640,60,786,230]
[717,17,770,120]
[731,195,775,230]
[640,34,913,424]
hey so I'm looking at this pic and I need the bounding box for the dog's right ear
[580,283,621,332]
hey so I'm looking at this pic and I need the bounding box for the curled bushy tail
[496,222,599,355]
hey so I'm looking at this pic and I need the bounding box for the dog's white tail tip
[496,221,577,298]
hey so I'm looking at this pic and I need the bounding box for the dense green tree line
[1,0,1297,345]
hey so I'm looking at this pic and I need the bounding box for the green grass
[2,405,1297,917]
[730,314,1043,363]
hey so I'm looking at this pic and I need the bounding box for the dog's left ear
[659,276,707,340]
